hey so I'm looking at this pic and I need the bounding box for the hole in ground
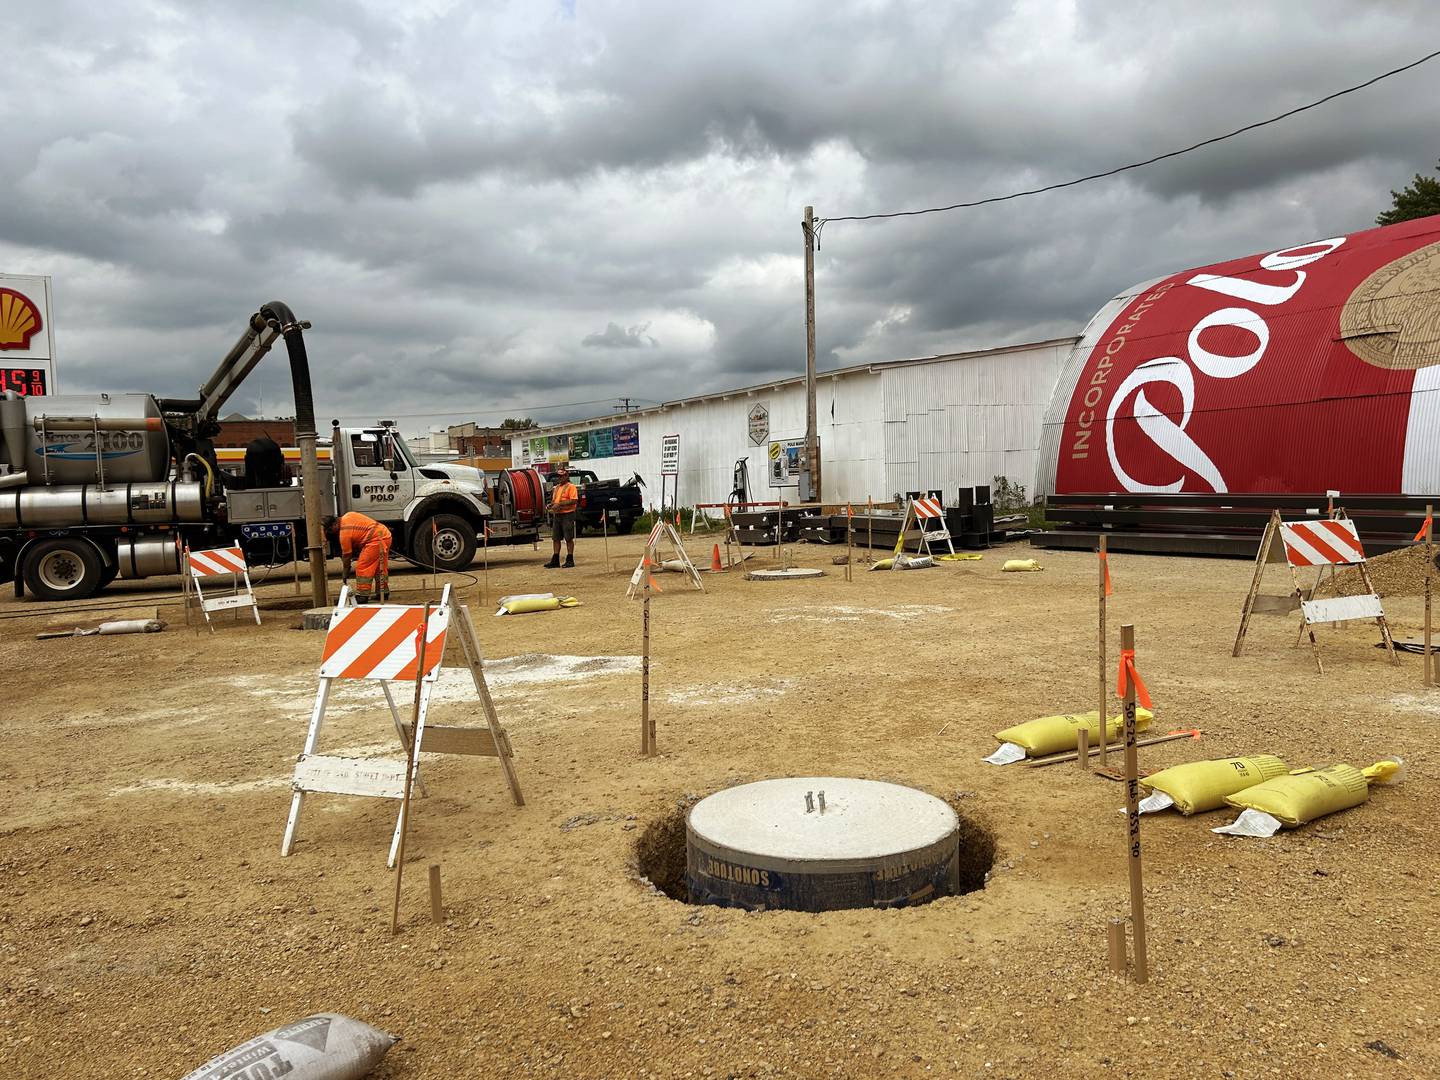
[634,792,997,909]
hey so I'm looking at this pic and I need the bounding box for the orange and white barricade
[1233,511,1397,673]
[902,495,955,558]
[281,584,523,864]
[185,543,261,630]
[626,518,703,597]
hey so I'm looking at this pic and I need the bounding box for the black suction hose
[260,301,329,608]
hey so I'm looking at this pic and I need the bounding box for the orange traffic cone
[711,543,724,572]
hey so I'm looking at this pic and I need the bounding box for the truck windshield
[390,434,419,469]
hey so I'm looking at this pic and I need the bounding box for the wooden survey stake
[845,504,854,582]
[866,497,874,561]
[391,603,432,935]
[641,555,655,756]
[1098,536,1109,767]
[1118,623,1149,984]
[1425,504,1434,688]
[428,864,443,924]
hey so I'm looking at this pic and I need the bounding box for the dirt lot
[2,531,1436,1078]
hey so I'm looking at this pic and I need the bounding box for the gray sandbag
[181,1013,396,1080]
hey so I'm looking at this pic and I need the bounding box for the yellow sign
[768,442,781,460]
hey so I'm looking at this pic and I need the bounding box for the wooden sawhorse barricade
[185,543,261,630]
[892,495,955,561]
[627,518,704,597]
[281,584,524,865]
[1233,511,1397,674]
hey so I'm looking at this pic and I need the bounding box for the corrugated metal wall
[513,339,1072,508]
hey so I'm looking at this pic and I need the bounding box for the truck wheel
[614,517,636,535]
[24,538,105,601]
[415,514,477,572]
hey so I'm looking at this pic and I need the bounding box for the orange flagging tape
[1115,648,1153,709]
[1415,516,1432,542]
[1100,550,1113,596]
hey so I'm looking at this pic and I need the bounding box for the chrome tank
[18,393,172,485]
[116,536,183,579]
[0,481,206,528]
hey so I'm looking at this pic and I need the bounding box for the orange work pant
[354,533,392,599]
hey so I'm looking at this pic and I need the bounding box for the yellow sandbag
[499,595,580,615]
[994,708,1153,757]
[1141,755,1289,815]
[936,553,983,561]
[1223,760,1402,827]
[1002,559,1042,572]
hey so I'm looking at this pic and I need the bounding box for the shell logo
[0,288,43,351]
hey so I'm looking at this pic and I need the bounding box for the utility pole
[803,205,820,503]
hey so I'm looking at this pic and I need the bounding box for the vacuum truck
[0,303,548,601]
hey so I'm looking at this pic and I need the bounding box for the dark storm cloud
[3,0,1440,431]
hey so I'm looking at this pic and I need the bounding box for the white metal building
[511,336,1077,509]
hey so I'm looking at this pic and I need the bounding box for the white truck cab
[329,421,492,571]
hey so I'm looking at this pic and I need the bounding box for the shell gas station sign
[0,274,55,397]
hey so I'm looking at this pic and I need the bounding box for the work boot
[356,594,371,605]
[543,557,560,569]
[563,556,575,568]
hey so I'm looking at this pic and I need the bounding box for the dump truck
[0,303,548,600]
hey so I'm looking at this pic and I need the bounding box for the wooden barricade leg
[1232,513,1279,656]
[1356,559,1398,665]
[453,605,525,806]
[281,676,334,856]
[244,566,261,624]
[381,682,427,798]
[1288,559,1324,674]
[193,574,216,634]
[388,675,435,870]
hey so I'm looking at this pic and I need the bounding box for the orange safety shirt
[551,481,579,512]
[337,511,390,555]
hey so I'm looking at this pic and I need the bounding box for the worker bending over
[545,465,579,568]
[326,511,393,603]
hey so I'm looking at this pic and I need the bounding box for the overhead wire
[815,47,1440,239]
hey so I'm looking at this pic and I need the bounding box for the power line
[817,47,1440,232]
[327,396,661,422]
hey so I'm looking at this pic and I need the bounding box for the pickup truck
[558,469,644,535]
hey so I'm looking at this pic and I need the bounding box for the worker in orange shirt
[325,511,393,603]
[544,464,580,568]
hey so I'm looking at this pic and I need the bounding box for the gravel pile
[1322,543,1440,598]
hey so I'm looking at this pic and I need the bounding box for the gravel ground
[1,533,1436,1078]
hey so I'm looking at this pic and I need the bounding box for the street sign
[747,403,770,446]
[661,434,680,476]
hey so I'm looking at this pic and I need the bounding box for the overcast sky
[4,0,1438,433]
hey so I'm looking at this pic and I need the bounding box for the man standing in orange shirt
[544,465,579,569]
[326,511,393,603]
